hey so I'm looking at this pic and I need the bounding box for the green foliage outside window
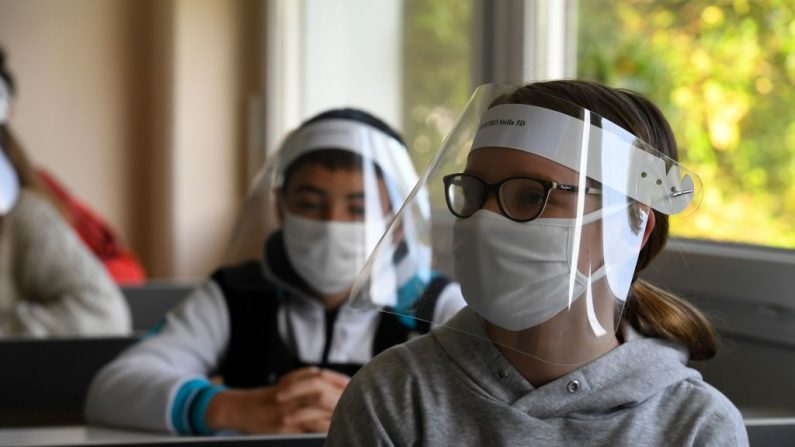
[402,0,472,174]
[578,0,795,248]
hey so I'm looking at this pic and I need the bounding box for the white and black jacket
[85,233,464,435]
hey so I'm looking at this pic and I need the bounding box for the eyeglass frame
[442,172,602,223]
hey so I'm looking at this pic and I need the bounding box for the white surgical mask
[0,148,20,215]
[453,209,606,331]
[282,211,386,295]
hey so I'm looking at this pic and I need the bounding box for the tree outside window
[579,0,795,249]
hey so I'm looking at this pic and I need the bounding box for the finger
[277,395,305,414]
[314,385,344,411]
[297,416,331,434]
[283,406,331,429]
[280,380,343,412]
[277,366,321,387]
[276,376,331,403]
[317,369,351,389]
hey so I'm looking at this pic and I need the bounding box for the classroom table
[2,419,795,446]
[0,426,325,447]
[744,417,795,446]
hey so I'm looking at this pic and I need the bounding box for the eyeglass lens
[445,174,548,221]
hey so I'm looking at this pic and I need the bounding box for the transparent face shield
[350,84,701,365]
[224,118,428,303]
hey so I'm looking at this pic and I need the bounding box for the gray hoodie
[327,307,748,446]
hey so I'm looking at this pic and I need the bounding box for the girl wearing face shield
[86,109,465,435]
[0,51,130,336]
[326,82,748,446]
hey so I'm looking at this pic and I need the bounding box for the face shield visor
[0,144,20,215]
[224,117,429,302]
[349,83,701,366]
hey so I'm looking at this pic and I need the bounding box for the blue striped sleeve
[170,378,224,435]
[189,384,227,435]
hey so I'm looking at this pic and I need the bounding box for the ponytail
[624,278,718,361]
[626,209,719,362]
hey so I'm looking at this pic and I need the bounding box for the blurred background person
[0,49,131,336]
[85,108,464,435]
[0,47,146,285]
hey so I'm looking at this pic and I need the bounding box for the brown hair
[496,80,717,360]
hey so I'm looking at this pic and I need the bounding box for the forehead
[465,147,581,184]
[286,163,365,187]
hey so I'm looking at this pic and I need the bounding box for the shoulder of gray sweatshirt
[327,306,749,447]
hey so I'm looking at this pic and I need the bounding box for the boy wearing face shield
[85,109,465,435]
[327,82,747,446]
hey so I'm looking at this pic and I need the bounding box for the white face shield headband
[471,104,696,215]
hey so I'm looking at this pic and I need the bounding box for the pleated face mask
[453,209,606,331]
[283,210,388,295]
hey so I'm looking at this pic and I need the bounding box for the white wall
[169,0,245,278]
[303,0,403,126]
[265,0,403,154]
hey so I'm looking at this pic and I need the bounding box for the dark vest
[213,261,448,388]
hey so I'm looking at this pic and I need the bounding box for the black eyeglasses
[442,173,602,222]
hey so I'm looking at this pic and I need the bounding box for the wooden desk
[0,425,325,447]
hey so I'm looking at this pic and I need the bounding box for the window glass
[578,0,795,248]
[402,0,473,174]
